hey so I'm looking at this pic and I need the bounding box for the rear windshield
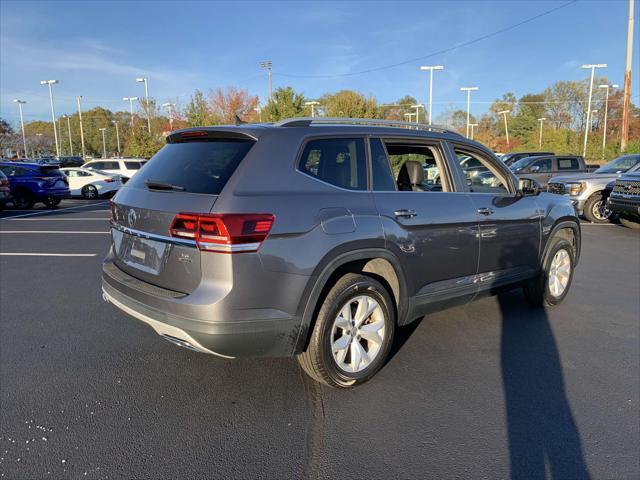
[126,140,254,194]
[39,166,63,176]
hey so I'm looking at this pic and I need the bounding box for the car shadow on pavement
[498,291,591,480]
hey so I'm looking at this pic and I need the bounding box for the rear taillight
[104,178,114,183]
[170,213,275,253]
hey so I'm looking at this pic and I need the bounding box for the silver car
[103,118,581,387]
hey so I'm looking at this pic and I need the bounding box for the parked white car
[81,158,147,182]
[61,167,122,199]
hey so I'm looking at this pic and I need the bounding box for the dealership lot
[0,200,638,479]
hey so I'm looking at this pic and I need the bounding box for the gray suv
[102,118,581,388]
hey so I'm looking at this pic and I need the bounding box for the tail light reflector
[104,178,115,183]
[170,213,275,253]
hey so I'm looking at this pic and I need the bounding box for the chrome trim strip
[110,222,197,247]
[200,242,261,252]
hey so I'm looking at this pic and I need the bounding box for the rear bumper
[101,257,303,358]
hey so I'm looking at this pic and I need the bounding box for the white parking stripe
[0,231,109,234]
[0,201,109,220]
[0,253,97,257]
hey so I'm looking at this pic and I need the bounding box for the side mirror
[529,165,540,173]
[518,178,540,196]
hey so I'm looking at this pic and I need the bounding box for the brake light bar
[180,131,209,139]
[170,213,275,253]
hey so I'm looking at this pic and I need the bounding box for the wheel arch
[293,248,408,354]
[543,218,581,267]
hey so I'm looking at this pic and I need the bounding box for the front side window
[298,138,366,190]
[453,147,510,194]
[531,158,552,172]
[558,158,579,170]
[87,162,104,170]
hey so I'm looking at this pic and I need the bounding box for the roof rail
[274,117,463,136]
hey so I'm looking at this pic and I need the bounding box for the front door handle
[394,209,417,219]
[477,207,494,216]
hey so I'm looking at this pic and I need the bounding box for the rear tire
[81,185,99,199]
[297,273,395,388]
[43,196,61,208]
[12,190,34,209]
[583,193,612,223]
[619,216,640,229]
[523,236,575,307]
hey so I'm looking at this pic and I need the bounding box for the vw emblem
[127,209,137,227]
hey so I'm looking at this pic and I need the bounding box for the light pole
[259,61,273,104]
[469,123,478,140]
[40,80,60,158]
[112,121,121,156]
[581,63,607,157]
[599,84,618,159]
[419,65,444,125]
[123,97,138,127]
[411,104,424,123]
[498,110,511,147]
[537,117,547,149]
[136,78,151,133]
[162,102,176,131]
[621,0,634,151]
[13,99,27,157]
[254,106,262,122]
[62,114,73,155]
[99,128,107,159]
[305,101,320,117]
[460,87,479,138]
[76,96,86,159]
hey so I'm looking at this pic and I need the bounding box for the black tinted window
[87,162,104,170]
[370,139,396,191]
[558,158,579,170]
[299,138,366,190]
[125,161,143,170]
[532,158,552,172]
[126,140,254,195]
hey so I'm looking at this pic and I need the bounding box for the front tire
[297,273,395,388]
[583,193,612,223]
[523,236,575,307]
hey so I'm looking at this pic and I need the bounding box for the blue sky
[1,0,638,126]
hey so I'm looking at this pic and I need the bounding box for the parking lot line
[0,253,97,257]
[0,201,109,220]
[0,230,110,234]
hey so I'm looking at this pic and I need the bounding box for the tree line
[1,76,638,162]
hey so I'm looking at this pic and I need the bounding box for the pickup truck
[508,155,595,189]
[547,154,640,223]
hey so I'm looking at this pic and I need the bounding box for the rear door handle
[394,209,417,219]
[477,207,494,216]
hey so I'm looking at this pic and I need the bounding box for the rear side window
[558,157,579,170]
[298,138,366,190]
[0,166,29,176]
[125,161,143,170]
[126,140,254,195]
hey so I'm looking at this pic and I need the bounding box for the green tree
[320,90,380,118]
[122,128,164,158]
[185,90,211,127]
[262,86,306,121]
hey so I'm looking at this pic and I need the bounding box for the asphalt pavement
[0,200,638,479]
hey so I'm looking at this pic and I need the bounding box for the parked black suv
[608,172,640,229]
[103,118,581,387]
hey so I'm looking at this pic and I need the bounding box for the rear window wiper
[144,179,185,191]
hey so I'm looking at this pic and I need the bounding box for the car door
[65,169,82,194]
[448,143,542,292]
[369,137,480,316]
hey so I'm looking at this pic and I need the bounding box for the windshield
[594,155,640,174]
[509,157,535,172]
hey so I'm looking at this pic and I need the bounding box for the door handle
[394,209,417,219]
[477,207,494,216]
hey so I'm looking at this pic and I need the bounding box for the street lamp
[112,120,121,156]
[40,80,60,157]
[136,78,151,133]
[411,104,424,124]
[259,61,273,104]
[62,114,73,156]
[460,87,479,138]
[537,117,547,149]
[13,99,27,157]
[162,102,176,131]
[76,96,86,159]
[581,63,607,157]
[497,110,511,147]
[99,128,107,159]
[598,84,619,158]
[305,101,320,117]
[419,65,444,125]
[469,123,478,140]
[123,97,138,127]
